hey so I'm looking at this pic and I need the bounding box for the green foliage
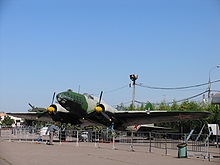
[170,101,179,111]
[139,104,145,110]
[158,102,170,111]
[179,101,201,112]
[145,102,154,110]
[205,104,220,124]
[1,116,14,127]
[128,104,135,111]
[121,102,155,111]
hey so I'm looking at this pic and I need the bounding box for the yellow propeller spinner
[47,106,55,112]
[95,106,103,112]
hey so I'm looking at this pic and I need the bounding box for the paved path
[0,141,219,165]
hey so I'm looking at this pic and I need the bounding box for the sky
[0,0,220,112]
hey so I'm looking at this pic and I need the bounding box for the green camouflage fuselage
[54,90,117,127]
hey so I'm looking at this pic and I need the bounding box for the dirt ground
[0,141,219,165]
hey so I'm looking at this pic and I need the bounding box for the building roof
[0,113,7,117]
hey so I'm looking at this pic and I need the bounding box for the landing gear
[110,122,117,150]
[110,122,115,131]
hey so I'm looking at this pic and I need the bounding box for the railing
[0,127,219,161]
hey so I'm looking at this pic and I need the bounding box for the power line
[92,84,128,96]
[132,90,208,105]
[167,90,208,104]
[137,79,220,90]
[105,85,128,94]
[211,90,220,92]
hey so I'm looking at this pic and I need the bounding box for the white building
[0,112,24,127]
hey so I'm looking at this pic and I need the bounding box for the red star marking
[134,125,139,130]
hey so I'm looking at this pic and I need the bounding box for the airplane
[7,89,211,130]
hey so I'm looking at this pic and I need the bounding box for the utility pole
[78,85,80,94]
[208,65,220,103]
[130,74,138,106]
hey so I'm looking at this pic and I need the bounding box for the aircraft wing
[6,112,53,122]
[114,111,211,127]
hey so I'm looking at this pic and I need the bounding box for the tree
[128,104,135,111]
[1,116,14,127]
[205,104,220,125]
[170,101,179,111]
[158,101,170,110]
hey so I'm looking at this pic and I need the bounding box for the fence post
[8,129,11,142]
[59,129,62,145]
[165,133,168,155]
[207,136,211,161]
[76,130,79,147]
[112,131,116,150]
[94,131,97,147]
[19,128,21,142]
[149,132,152,153]
[95,130,100,148]
[129,131,135,152]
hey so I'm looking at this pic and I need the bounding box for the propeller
[51,92,56,105]
[100,111,112,121]
[95,91,104,112]
[28,103,35,109]
[94,91,112,122]
[37,92,56,118]
[98,91,103,104]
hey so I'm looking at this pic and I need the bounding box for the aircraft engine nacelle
[47,103,69,113]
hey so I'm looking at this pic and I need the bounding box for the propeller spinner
[46,92,56,113]
[95,91,104,112]
[37,92,56,118]
[47,106,56,113]
[94,91,112,122]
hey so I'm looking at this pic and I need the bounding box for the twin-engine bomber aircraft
[7,90,211,130]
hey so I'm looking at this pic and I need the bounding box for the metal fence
[0,127,219,161]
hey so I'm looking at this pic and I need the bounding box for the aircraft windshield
[83,93,94,100]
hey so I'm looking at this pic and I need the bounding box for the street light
[130,74,138,106]
[208,65,220,102]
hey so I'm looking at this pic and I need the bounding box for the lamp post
[208,65,220,102]
[130,74,138,107]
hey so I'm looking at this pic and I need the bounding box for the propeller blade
[98,91,103,104]
[28,103,35,109]
[51,92,56,104]
[100,111,112,122]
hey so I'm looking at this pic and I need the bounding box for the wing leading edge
[113,111,211,127]
[6,112,53,122]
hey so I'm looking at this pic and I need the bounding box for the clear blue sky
[0,0,220,112]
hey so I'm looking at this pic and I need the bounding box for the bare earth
[0,141,219,165]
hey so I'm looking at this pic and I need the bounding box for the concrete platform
[0,141,219,165]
